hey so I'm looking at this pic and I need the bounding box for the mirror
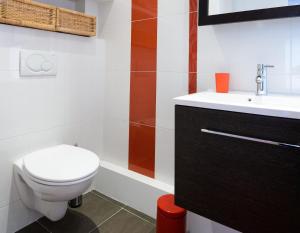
[199,0,300,26]
[209,0,300,16]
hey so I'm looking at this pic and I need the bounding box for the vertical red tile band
[129,72,156,177]
[132,0,157,21]
[189,0,198,94]
[129,0,158,178]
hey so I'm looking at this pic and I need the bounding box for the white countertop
[174,91,300,119]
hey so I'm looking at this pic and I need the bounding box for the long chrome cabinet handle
[201,129,300,149]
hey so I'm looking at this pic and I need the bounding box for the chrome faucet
[256,64,274,96]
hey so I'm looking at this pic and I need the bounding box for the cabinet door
[175,105,300,233]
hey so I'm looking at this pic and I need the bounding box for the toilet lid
[23,145,100,184]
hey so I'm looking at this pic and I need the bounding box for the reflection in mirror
[209,0,300,16]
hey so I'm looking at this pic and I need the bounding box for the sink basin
[174,91,300,119]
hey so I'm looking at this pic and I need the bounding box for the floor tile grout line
[91,191,125,208]
[92,191,155,225]
[36,220,52,233]
[122,208,156,226]
[88,208,124,233]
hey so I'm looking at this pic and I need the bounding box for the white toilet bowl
[14,144,100,221]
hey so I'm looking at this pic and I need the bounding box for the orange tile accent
[189,73,197,94]
[189,10,198,94]
[190,0,198,12]
[129,0,157,178]
[189,12,198,74]
[131,19,157,72]
[129,122,155,178]
[132,0,157,21]
[129,72,157,127]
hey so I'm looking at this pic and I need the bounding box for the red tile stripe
[129,0,198,177]
[129,0,158,178]
[189,0,198,94]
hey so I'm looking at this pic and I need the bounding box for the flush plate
[20,50,57,77]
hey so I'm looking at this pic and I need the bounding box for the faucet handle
[257,64,275,69]
[264,65,275,68]
[263,65,275,75]
[257,64,274,75]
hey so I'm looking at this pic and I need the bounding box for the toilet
[14,144,100,221]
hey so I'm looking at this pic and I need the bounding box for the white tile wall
[291,75,300,92]
[99,0,131,72]
[155,127,175,185]
[187,212,214,233]
[103,117,129,169]
[158,0,190,17]
[99,0,132,168]
[157,13,189,73]
[155,0,190,188]
[156,72,188,130]
[0,4,105,231]
[36,0,76,10]
[212,223,241,233]
[104,71,130,121]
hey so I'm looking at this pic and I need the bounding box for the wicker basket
[56,7,96,37]
[0,0,56,31]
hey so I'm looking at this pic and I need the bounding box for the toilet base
[34,199,68,221]
[14,165,68,221]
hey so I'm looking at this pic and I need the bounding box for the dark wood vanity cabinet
[175,105,300,233]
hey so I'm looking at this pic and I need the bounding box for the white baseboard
[94,161,174,218]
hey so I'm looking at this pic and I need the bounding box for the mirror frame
[199,0,300,26]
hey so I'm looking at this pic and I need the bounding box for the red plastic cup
[215,73,230,93]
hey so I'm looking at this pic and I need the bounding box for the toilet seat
[23,169,98,186]
[23,144,100,186]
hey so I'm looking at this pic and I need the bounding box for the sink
[174,91,300,119]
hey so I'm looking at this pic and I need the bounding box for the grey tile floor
[16,191,156,233]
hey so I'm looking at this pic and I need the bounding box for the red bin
[156,194,186,233]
